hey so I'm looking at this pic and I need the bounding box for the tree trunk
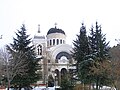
[96,77,99,90]
[116,81,120,90]
[6,61,10,90]
[83,83,84,90]
[7,80,10,90]
[88,84,91,90]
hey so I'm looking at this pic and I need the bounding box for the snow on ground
[32,86,60,90]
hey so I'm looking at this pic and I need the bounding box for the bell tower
[32,24,46,58]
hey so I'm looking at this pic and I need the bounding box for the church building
[32,24,75,86]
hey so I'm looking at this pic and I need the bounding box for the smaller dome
[47,27,65,35]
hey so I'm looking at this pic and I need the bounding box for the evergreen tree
[61,74,73,90]
[89,22,110,61]
[6,24,40,89]
[89,22,110,89]
[72,22,111,89]
[72,23,90,84]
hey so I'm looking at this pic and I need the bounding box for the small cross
[55,23,57,28]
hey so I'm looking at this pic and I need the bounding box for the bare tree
[0,56,4,85]
[91,44,120,89]
[0,53,4,75]
[109,44,120,89]
[89,59,112,90]
[0,47,10,86]
[0,46,29,90]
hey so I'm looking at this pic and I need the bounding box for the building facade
[32,24,75,86]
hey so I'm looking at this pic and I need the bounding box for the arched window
[53,39,55,45]
[57,39,59,45]
[60,39,62,44]
[50,40,52,46]
[37,44,42,55]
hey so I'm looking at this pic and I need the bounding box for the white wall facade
[32,26,75,85]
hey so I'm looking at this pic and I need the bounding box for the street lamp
[54,73,57,90]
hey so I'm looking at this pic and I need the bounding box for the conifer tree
[6,24,40,89]
[72,22,111,89]
[72,23,90,84]
[91,22,109,61]
[89,22,110,89]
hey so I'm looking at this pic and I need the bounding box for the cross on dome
[55,23,57,28]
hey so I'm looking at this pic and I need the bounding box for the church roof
[34,35,45,39]
[47,26,65,35]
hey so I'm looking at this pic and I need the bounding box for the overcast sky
[0,0,120,47]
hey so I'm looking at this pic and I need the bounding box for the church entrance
[54,68,68,86]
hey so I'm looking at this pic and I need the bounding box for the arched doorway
[61,68,67,79]
[55,69,59,86]
[54,68,68,86]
